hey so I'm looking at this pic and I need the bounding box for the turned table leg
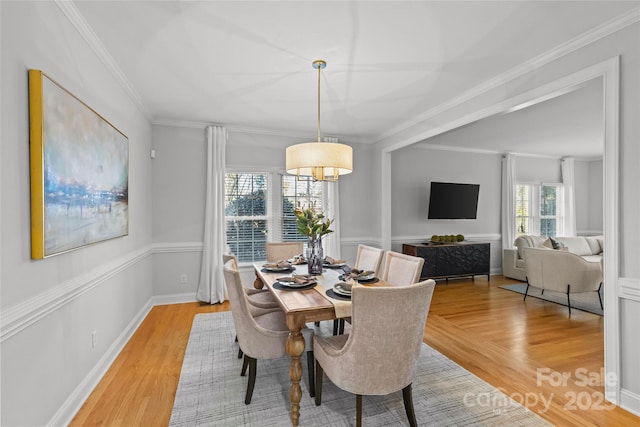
[253,271,265,289]
[285,314,306,426]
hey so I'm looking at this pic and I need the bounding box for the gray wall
[1,2,153,425]
[1,1,638,423]
[376,19,640,408]
[150,124,378,294]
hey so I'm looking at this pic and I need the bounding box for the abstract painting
[29,70,129,259]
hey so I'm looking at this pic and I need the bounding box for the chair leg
[567,284,572,315]
[245,356,257,404]
[541,289,544,295]
[333,319,339,335]
[339,319,345,335]
[238,347,243,359]
[598,282,604,309]
[402,384,418,427]
[315,360,323,406]
[523,280,529,301]
[315,321,320,326]
[356,394,363,427]
[307,351,315,398]
[241,354,249,376]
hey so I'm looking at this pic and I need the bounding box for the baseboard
[48,299,155,427]
[152,292,199,306]
[620,388,640,417]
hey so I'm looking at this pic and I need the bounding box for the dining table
[252,262,388,426]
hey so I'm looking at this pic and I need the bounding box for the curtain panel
[197,125,228,304]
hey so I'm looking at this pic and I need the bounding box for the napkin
[324,256,346,265]
[263,260,292,269]
[277,275,317,285]
[289,254,306,265]
[344,270,375,281]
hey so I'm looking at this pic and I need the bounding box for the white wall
[1,2,153,425]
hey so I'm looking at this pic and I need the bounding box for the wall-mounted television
[428,182,480,219]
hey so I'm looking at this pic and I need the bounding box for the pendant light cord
[316,61,322,143]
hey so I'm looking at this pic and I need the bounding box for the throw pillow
[542,238,554,249]
[549,236,566,250]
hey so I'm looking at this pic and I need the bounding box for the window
[281,175,324,243]
[224,171,325,263]
[225,173,269,262]
[515,183,563,237]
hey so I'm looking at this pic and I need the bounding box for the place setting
[261,260,295,273]
[272,274,318,291]
[338,269,379,284]
[326,280,354,300]
[323,256,347,269]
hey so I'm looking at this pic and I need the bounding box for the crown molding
[55,0,151,119]
[376,7,640,145]
[57,1,638,147]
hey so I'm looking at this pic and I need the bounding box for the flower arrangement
[294,207,333,240]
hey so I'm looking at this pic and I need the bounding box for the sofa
[521,247,603,314]
[503,234,603,281]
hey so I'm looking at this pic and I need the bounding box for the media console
[402,241,490,282]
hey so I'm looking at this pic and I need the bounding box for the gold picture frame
[29,70,129,259]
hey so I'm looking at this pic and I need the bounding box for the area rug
[499,283,603,316]
[169,312,551,426]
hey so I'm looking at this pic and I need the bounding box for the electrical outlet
[91,330,97,349]
[180,274,188,284]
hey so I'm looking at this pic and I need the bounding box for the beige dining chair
[265,241,304,262]
[224,261,315,404]
[353,244,384,275]
[333,244,386,334]
[224,254,281,360]
[224,254,279,313]
[379,251,425,286]
[314,279,436,427]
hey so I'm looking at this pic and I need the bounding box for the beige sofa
[503,235,603,281]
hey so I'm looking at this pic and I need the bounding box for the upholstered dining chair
[224,254,279,313]
[379,251,425,286]
[333,244,386,334]
[224,254,280,361]
[314,279,436,427]
[354,244,384,275]
[224,262,315,404]
[265,241,304,262]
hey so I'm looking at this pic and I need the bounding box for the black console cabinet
[402,241,490,282]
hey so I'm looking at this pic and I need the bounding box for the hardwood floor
[70,276,639,426]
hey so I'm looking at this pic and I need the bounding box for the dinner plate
[324,262,347,268]
[277,280,315,288]
[338,273,377,283]
[333,282,353,296]
[262,265,293,272]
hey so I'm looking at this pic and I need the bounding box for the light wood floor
[70,276,639,426]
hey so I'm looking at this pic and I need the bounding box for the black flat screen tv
[428,182,480,219]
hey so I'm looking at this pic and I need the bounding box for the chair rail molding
[618,277,640,302]
[0,245,152,342]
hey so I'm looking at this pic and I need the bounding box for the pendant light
[286,60,353,181]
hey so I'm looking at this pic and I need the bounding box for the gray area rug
[499,283,603,316]
[169,312,551,426]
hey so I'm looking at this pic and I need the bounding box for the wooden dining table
[252,262,387,426]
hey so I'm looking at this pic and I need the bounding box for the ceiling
[72,1,638,156]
